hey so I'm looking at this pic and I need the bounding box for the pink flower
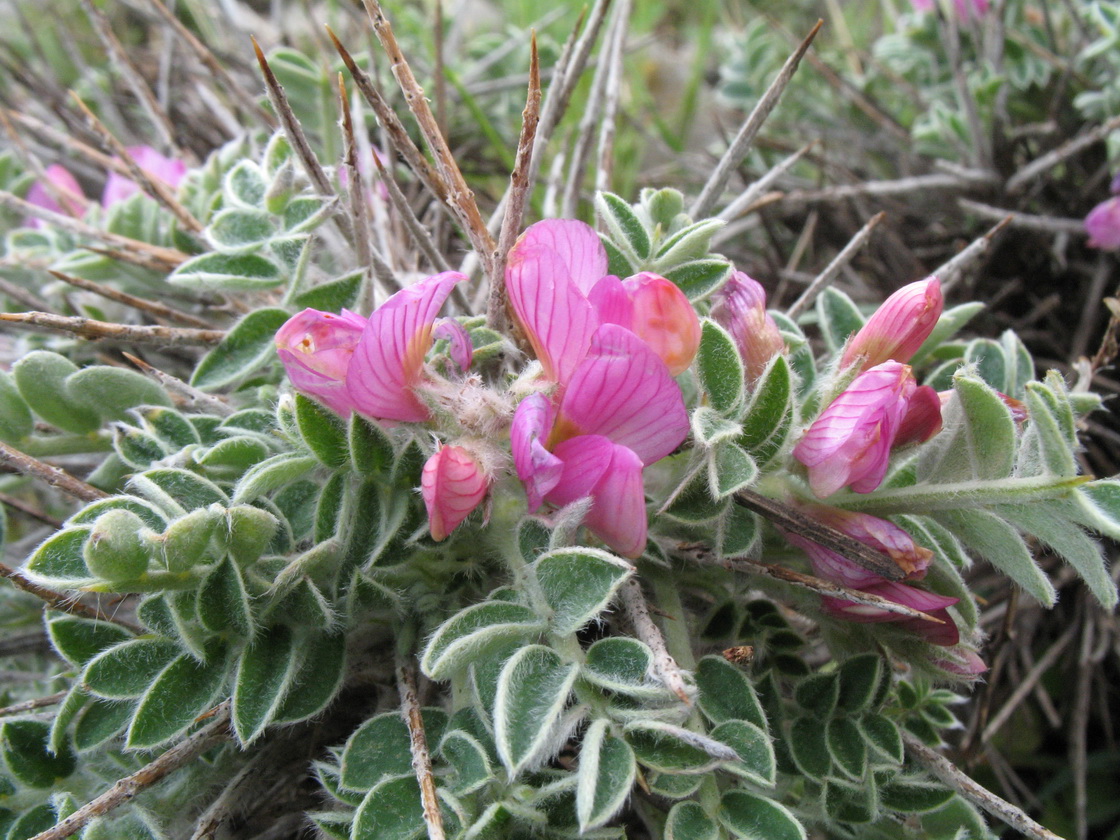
[822,580,960,646]
[506,220,700,383]
[933,649,988,676]
[783,504,933,589]
[102,146,187,207]
[910,0,989,19]
[422,444,489,541]
[1085,196,1120,251]
[24,164,86,228]
[710,270,785,385]
[841,278,943,371]
[275,308,368,416]
[511,324,689,557]
[346,272,466,422]
[794,362,927,497]
[895,383,943,446]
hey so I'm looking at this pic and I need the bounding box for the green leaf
[420,601,544,682]
[66,367,170,421]
[665,802,720,840]
[718,790,805,840]
[225,504,281,564]
[439,730,492,796]
[597,192,651,260]
[351,776,424,840]
[342,709,448,791]
[653,219,724,270]
[965,339,1007,393]
[46,614,131,667]
[533,548,633,637]
[295,393,349,468]
[206,208,276,251]
[191,307,290,389]
[1073,480,1120,541]
[625,721,737,773]
[787,716,831,778]
[935,509,1055,605]
[709,442,758,498]
[131,468,228,513]
[576,719,636,831]
[197,557,253,635]
[126,643,228,748]
[711,719,775,786]
[880,778,955,813]
[582,637,663,697]
[73,699,131,751]
[494,645,579,776]
[293,270,363,311]
[794,672,839,716]
[665,259,732,300]
[827,717,868,779]
[224,159,267,208]
[695,655,767,729]
[697,319,745,415]
[738,355,793,468]
[1,720,75,788]
[836,654,883,713]
[83,637,181,698]
[24,527,92,586]
[272,631,346,724]
[113,425,168,470]
[159,505,222,572]
[232,452,317,503]
[1021,380,1077,476]
[12,351,99,433]
[4,804,57,840]
[350,414,394,474]
[919,373,1016,482]
[859,712,904,764]
[816,287,865,353]
[170,252,283,292]
[910,302,984,366]
[232,624,295,744]
[0,369,35,442]
[718,504,760,558]
[823,777,877,824]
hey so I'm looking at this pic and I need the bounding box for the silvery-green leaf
[935,509,1055,605]
[836,654,883,713]
[295,393,349,468]
[827,717,868,779]
[351,776,424,840]
[191,307,290,389]
[420,601,543,682]
[597,192,651,261]
[575,719,636,831]
[711,719,775,786]
[665,259,732,301]
[665,802,720,840]
[232,452,317,503]
[910,302,984,365]
[859,712,904,764]
[816,287,865,353]
[66,367,171,421]
[12,351,100,433]
[439,730,492,796]
[494,645,579,776]
[582,637,664,698]
[532,548,633,637]
[695,655,766,729]
[83,638,181,699]
[738,354,793,468]
[224,159,267,208]
[709,443,758,499]
[787,716,830,778]
[653,219,724,269]
[170,252,283,292]
[126,642,227,748]
[272,631,346,724]
[624,720,738,773]
[24,527,93,587]
[718,790,806,840]
[232,624,296,745]
[697,319,745,416]
[46,613,131,667]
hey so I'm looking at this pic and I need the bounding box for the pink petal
[511,393,564,511]
[587,275,634,332]
[513,219,608,295]
[346,272,465,422]
[555,324,689,465]
[506,240,599,385]
[25,164,85,228]
[276,308,368,416]
[422,445,490,541]
[545,435,615,507]
[433,318,474,372]
[618,272,701,375]
[895,384,943,446]
[841,278,943,370]
[103,146,188,207]
[822,581,959,645]
[710,271,785,385]
[1085,197,1120,251]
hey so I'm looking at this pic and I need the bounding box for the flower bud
[84,509,151,581]
[275,308,368,416]
[617,272,701,376]
[822,580,960,646]
[841,277,942,370]
[1085,196,1120,251]
[710,271,785,385]
[422,445,490,541]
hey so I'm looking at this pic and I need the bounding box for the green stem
[644,564,696,671]
[19,433,112,457]
[834,474,1090,514]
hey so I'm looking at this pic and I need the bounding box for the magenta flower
[782,504,933,589]
[793,362,923,497]
[895,382,943,446]
[102,146,187,207]
[346,272,466,422]
[822,580,960,646]
[506,219,700,384]
[910,0,989,19]
[422,445,490,541]
[25,164,86,228]
[710,270,785,385]
[275,308,368,416]
[1085,196,1120,251]
[841,278,942,371]
[511,324,689,557]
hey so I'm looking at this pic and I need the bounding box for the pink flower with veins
[25,164,86,229]
[793,361,941,497]
[505,219,700,383]
[710,270,786,385]
[511,324,689,558]
[841,278,942,371]
[102,146,187,207]
[422,445,490,541]
[275,308,368,416]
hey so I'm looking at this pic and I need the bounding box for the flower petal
[841,278,943,370]
[275,308,368,416]
[346,272,465,422]
[422,445,490,541]
[506,240,598,385]
[25,164,85,228]
[555,324,689,465]
[546,434,615,508]
[514,219,608,295]
[620,272,702,375]
[895,384,943,446]
[433,318,474,372]
[511,393,564,511]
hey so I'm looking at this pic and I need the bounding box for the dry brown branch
[958,199,1087,235]
[0,442,109,503]
[48,270,215,329]
[362,0,498,283]
[326,26,450,205]
[371,150,452,280]
[0,311,224,346]
[337,72,376,314]
[690,20,823,219]
[903,732,1064,840]
[715,141,817,227]
[594,0,629,195]
[0,491,64,528]
[785,211,885,319]
[397,659,446,840]
[0,561,141,631]
[490,35,541,333]
[1007,113,1120,193]
[29,703,232,840]
[77,0,181,154]
[0,191,189,272]
[935,216,1012,294]
[0,276,52,312]
[618,577,693,704]
[0,691,68,718]
[143,0,276,128]
[0,109,93,220]
[68,94,204,235]
[121,354,235,416]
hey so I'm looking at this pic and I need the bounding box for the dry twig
[935,216,1012,295]
[618,577,693,704]
[0,691,69,718]
[0,311,223,346]
[121,354,235,416]
[397,660,446,840]
[785,211,885,319]
[48,270,215,329]
[958,199,1087,236]
[0,561,139,630]
[0,442,108,503]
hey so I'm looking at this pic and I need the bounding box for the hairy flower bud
[710,271,785,385]
[275,308,368,416]
[422,445,490,541]
[1085,196,1120,251]
[841,278,942,370]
